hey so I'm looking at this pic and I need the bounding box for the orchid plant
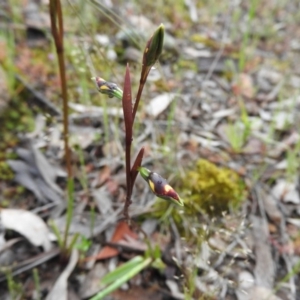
[93,24,184,219]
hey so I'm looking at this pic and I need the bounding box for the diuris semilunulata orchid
[138,167,184,207]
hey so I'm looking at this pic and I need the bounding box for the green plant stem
[49,220,64,249]
[33,268,41,300]
[273,258,300,295]
[63,178,75,252]
[132,83,144,122]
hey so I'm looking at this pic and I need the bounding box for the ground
[1,0,300,299]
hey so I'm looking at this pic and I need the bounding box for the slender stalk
[132,24,164,122]
[49,0,71,178]
[33,268,41,300]
[130,147,145,196]
[132,70,150,122]
[49,0,73,254]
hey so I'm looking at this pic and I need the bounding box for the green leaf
[90,256,152,300]
[100,256,144,285]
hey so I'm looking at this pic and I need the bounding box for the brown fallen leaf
[87,222,138,261]
[108,235,147,252]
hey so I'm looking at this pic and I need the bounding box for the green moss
[3,100,34,130]
[181,159,245,216]
[151,159,245,236]
[0,99,34,186]
[0,161,14,180]
[0,98,34,151]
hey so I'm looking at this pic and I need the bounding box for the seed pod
[138,167,184,207]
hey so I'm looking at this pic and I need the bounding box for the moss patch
[0,161,14,180]
[181,159,245,216]
[0,98,34,180]
[151,159,246,237]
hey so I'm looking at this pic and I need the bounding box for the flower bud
[138,167,184,207]
[92,77,123,99]
[143,24,164,67]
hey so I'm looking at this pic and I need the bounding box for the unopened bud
[138,167,184,207]
[92,77,123,99]
[143,24,164,67]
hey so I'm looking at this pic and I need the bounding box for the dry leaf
[272,180,300,204]
[237,271,281,300]
[31,145,64,196]
[1,209,52,251]
[45,249,79,300]
[91,222,138,260]
[251,216,274,288]
[146,93,177,117]
[79,262,107,299]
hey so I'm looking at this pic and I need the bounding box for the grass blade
[90,256,152,300]
[100,256,144,285]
